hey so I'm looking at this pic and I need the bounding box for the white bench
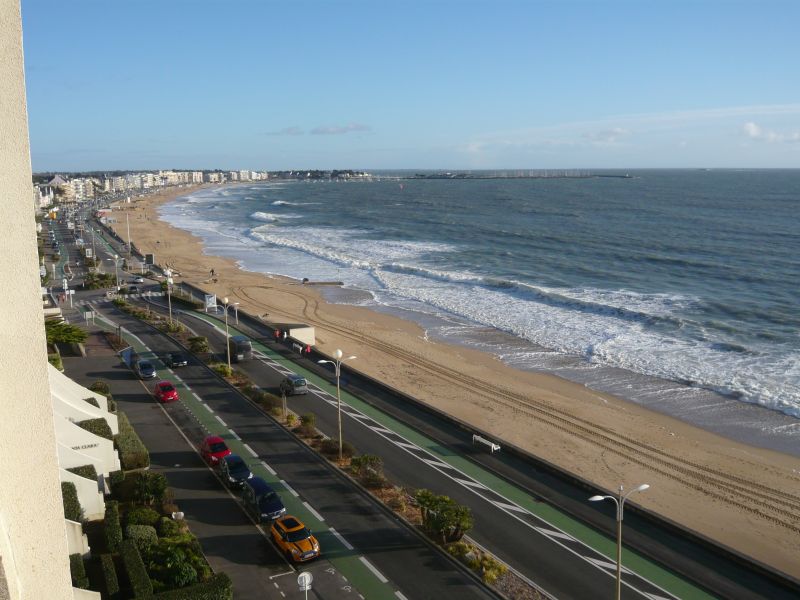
[472,434,501,453]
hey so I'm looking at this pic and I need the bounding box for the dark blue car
[242,477,285,522]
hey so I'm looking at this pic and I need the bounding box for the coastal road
[134,297,800,600]
[68,301,498,600]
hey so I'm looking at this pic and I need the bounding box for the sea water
[159,170,800,455]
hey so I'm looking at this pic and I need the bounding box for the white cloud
[311,123,371,135]
[582,127,631,144]
[741,121,800,143]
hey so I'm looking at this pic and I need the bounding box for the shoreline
[108,183,800,578]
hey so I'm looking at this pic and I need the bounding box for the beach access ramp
[273,323,315,347]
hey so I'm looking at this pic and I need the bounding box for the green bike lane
[91,312,411,600]
[188,309,717,600]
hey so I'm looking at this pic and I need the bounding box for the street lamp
[164,268,174,324]
[589,483,650,600]
[221,297,233,370]
[318,349,356,461]
[112,254,120,288]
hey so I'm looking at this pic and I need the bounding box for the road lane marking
[230,430,241,441]
[281,480,299,497]
[395,592,409,600]
[202,403,214,413]
[243,443,258,457]
[302,501,325,522]
[215,415,227,427]
[359,557,388,583]
[328,527,354,550]
[261,461,277,475]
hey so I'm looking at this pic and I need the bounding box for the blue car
[242,477,286,522]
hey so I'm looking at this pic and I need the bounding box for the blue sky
[21,0,800,171]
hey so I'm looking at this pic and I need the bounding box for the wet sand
[109,185,800,578]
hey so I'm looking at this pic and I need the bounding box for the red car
[200,435,231,465]
[153,380,179,403]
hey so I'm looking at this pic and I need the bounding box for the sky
[21,0,800,171]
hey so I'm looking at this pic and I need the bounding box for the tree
[414,489,473,544]
[45,320,88,345]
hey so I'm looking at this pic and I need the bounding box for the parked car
[134,360,157,379]
[218,454,252,488]
[133,276,145,283]
[200,435,231,465]
[279,374,308,396]
[242,477,285,522]
[153,380,179,403]
[228,335,253,362]
[270,515,320,563]
[127,285,139,294]
[164,352,189,368]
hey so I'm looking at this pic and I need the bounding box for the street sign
[145,253,155,265]
[40,265,46,277]
[297,571,313,592]
[85,248,93,258]
[204,294,216,312]
[62,278,68,291]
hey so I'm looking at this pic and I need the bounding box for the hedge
[89,380,111,395]
[83,396,100,408]
[158,517,180,537]
[61,481,83,522]
[100,553,120,599]
[67,464,98,481]
[153,572,233,599]
[120,539,153,598]
[109,469,125,491]
[105,501,123,552]
[127,506,161,527]
[115,412,150,470]
[69,553,89,589]
[76,417,114,441]
[126,524,158,553]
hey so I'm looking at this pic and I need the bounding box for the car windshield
[292,378,306,386]
[286,528,311,543]
[139,362,153,371]
[259,491,278,503]
[210,442,228,453]
[229,461,250,476]
[159,384,175,392]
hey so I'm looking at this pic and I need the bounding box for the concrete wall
[54,417,120,477]
[59,470,104,521]
[49,364,116,424]
[64,520,89,557]
[0,3,74,597]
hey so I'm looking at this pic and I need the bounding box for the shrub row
[120,539,153,598]
[105,500,123,552]
[127,506,161,527]
[48,352,64,371]
[100,553,120,599]
[76,417,114,441]
[88,380,117,412]
[153,572,233,600]
[319,438,355,458]
[67,464,98,481]
[115,412,150,470]
[83,396,100,408]
[69,553,89,589]
[61,481,83,522]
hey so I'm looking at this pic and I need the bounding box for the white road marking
[261,461,277,476]
[395,592,409,600]
[243,443,258,457]
[359,557,388,583]
[215,415,227,427]
[230,430,241,441]
[302,501,325,522]
[328,527,354,550]
[281,480,299,497]
[454,478,487,490]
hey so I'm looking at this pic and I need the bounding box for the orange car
[270,515,320,563]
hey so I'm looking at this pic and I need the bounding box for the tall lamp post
[164,268,174,324]
[318,349,356,461]
[589,483,650,600]
[222,297,232,370]
[112,254,120,289]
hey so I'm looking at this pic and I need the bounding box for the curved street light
[318,349,356,461]
[589,483,650,600]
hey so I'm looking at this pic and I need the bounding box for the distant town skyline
[22,0,800,171]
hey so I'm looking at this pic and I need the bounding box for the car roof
[245,476,274,494]
[137,360,152,366]
[276,516,304,531]
[287,374,305,381]
[204,435,226,444]
[223,453,244,465]
[231,335,249,342]
[156,380,173,386]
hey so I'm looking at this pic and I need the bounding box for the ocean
[159,170,800,456]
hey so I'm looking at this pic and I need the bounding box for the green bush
[45,319,88,344]
[61,481,83,522]
[67,464,98,481]
[100,553,120,599]
[351,454,386,488]
[76,417,113,441]
[120,540,153,598]
[297,412,317,437]
[89,380,111,395]
[126,524,158,553]
[115,412,150,470]
[158,517,181,537]
[146,541,198,591]
[109,469,125,491]
[319,438,355,458]
[83,396,100,408]
[127,506,161,527]
[415,489,474,544]
[153,572,232,599]
[188,336,209,353]
[69,553,89,589]
[105,501,123,552]
[210,363,232,378]
[134,472,168,506]
[105,394,117,412]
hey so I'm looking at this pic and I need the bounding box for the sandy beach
[109,185,800,578]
